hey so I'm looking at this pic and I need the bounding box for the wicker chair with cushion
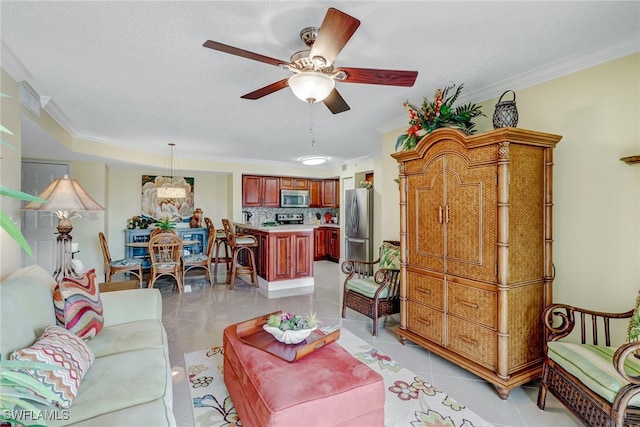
[221,219,258,290]
[537,297,640,426]
[341,240,401,336]
[182,227,215,286]
[98,232,143,286]
[204,217,231,283]
[147,232,184,293]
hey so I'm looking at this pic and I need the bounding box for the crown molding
[377,36,640,135]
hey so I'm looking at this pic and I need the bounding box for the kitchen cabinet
[313,226,339,263]
[124,227,208,269]
[391,128,561,399]
[309,180,322,207]
[235,225,313,282]
[314,227,327,260]
[309,179,339,208]
[321,179,339,207]
[242,175,280,207]
[280,177,308,190]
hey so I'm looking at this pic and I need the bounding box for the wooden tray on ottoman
[235,311,340,362]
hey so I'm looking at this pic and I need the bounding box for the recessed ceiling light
[300,156,328,166]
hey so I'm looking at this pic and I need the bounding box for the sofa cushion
[627,290,640,343]
[87,319,167,358]
[547,341,640,405]
[10,325,95,408]
[378,241,400,270]
[56,270,104,340]
[59,347,170,425]
[1,265,57,337]
[346,277,389,299]
[0,290,37,360]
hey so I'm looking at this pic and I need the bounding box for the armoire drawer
[447,282,496,328]
[447,316,496,370]
[407,272,444,309]
[407,302,444,345]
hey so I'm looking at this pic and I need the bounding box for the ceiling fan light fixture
[300,156,328,166]
[288,72,335,103]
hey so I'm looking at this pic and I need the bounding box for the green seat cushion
[182,254,208,262]
[346,277,389,299]
[547,341,640,405]
[111,258,141,267]
[379,242,400,270]
[628,290,640,343]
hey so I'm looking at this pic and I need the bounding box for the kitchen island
[234,223,320,298]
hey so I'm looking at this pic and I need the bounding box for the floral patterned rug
[184,328,493,427]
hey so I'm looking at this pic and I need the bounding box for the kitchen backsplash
[242,207,339,225]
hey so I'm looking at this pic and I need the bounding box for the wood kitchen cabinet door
[242,175,280,207]
[309,180,321,207]
[321,179,339,207]
[281,177,308,190]
[314,227,327,260]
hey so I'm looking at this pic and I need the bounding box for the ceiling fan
[203,7,418,114]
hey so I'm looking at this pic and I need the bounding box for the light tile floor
[158,261,581,427]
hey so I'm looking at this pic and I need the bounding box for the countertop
[234,222,339,233]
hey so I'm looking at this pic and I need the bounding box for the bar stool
[221,219,258,289]
[204,217,231,283]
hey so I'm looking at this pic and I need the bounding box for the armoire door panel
[407,156,444,272]
[444,155,497,282]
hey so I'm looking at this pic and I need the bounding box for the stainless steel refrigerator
[345,188,373,266]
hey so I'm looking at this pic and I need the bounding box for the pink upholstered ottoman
[223,324,385,427]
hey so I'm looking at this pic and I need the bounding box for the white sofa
[0,265,176,426]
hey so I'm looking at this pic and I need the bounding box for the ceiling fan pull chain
[309,101,316,146]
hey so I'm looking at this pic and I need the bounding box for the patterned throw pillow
[56,269,104,340]
[379,242,401,270]
[10,325,95,408]
[627,290,640,343]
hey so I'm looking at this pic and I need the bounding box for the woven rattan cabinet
[391,128,561,399]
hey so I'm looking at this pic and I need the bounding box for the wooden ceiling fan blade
[241,79,289,100]
[337,67,418,87]
[309,8,360,66]
[323,88,350,114]
[203,40,288,67]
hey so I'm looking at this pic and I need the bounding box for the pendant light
[157,143,187,199]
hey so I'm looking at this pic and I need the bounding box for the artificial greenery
[266,312,318,331]
[0,359,64,423]
[396,84,485,152]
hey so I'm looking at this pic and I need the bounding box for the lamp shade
[157,186,187,198]
[288,72,335,103]
[22,175,104,212]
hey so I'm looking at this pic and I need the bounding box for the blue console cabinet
[124,228,208,269]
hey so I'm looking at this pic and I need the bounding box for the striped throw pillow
[58,269,104,340]
[10,325,95,408]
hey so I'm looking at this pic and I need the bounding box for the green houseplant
[155,215,176,231]
[395,84,485,152]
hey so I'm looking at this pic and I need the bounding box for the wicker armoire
[391,127,562,399]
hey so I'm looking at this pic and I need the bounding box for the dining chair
[147,232,184,293]
[221,219,258,290]
[204,217,231,283]
[181,227,214,286]
[98,232,143,286]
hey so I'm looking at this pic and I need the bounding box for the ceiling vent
[341,164,347,171]
[20,82,41,118]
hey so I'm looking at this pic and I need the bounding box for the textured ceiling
[2,1,639,169]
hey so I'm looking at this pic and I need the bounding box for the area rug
[184,328,493,427]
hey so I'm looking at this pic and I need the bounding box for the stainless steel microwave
[281,190,309,208]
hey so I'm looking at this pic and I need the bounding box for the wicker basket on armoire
[391,127,561,399]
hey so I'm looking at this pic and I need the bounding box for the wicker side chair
[221,219,258,290]
[182,227,215,286]
[341,240,401,336]
[98,232,143,286]
[537,301,640,426]
[147,232,184,293]
[204,217,231,283]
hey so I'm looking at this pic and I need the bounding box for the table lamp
[23,174,104,281]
